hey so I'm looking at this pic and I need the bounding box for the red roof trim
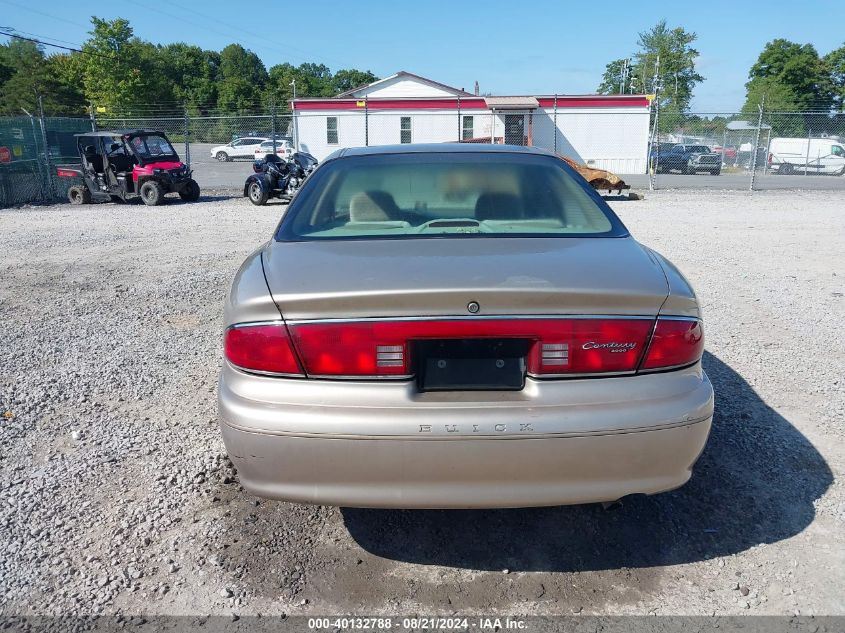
[293,96,650,111]
[536,96,649,108]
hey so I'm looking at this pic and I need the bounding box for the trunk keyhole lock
[467,301,480,314]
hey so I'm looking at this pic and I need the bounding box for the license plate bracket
[415,339,529,392]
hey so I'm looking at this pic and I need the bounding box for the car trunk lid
[262,236,668,320]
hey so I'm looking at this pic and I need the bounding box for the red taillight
[288,318,654,377]
[525,319,653,374]
[289,321,411,377]
[767,153,773,165]
[224,324,303,375]
[641,319,703,370]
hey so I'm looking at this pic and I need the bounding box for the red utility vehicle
[56,129,200,206]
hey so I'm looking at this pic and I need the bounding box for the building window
[462,115,474,140]
[400,117,412,144]
[326,117,338,145]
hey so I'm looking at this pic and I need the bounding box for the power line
[0,0,90,29]
[167,0,348,67]
[0,29,115,60]
[0,27,83,48]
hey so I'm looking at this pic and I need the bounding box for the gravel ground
[1,189,843,618]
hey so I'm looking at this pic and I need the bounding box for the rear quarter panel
[644,248,701,318]
[224,244,282,327]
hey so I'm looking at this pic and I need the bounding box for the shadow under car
[341,351,832,572]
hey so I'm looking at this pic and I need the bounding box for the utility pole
[619,59,628,94]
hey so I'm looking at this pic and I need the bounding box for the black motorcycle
[244,151,318,206]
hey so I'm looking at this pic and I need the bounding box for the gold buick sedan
[218,144,713,508]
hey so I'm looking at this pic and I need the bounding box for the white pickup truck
[768,137,845,175]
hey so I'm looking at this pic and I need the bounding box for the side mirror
[110,143,120,152]
[84,145,95,154]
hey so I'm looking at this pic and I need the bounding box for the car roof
[74,129,165,138]
[335,143,554,158]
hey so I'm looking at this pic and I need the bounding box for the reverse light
[641,319,704,370]
[224,324,303,375]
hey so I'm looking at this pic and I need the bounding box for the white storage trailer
[768,137,845,175]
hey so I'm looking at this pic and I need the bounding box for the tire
[179,179,200,202]
[710,169,721,176]
[247,180,269,206]
[216,151,230,162]
[68,185,91,205]
[140,181,164,206]
[780,163,795,175]
[110,195,125,204]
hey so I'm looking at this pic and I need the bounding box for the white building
[292,71,652,173]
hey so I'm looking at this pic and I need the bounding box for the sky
[1,0,843,112]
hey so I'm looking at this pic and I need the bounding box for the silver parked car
[218,144,714,509]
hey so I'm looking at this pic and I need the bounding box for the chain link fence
[648,108,845,191]
[0,115,92,206]
[2,106,844,207]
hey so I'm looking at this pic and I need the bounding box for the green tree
[0,55,12,86]
[0,39,82,114]
[265,63,377,106]
[217,44,267,112]
[295,62,333,96]
[743,76,800,112]
[596,20,704,115]
[635,20,703,113]
[79,17,146,113]
[331,68,378,94]
[743,39,833,112]
[596,59,629,95]
[155,43,221,113]
[824,44,845,111]
[265,62,299,106]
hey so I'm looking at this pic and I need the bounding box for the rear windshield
[277,152,627,241]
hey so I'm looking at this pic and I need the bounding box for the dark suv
[656,144,722,175]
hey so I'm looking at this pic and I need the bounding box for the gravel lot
[1,189,843,617]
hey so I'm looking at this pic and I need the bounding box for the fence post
[290,79,300,152]
[271,98,277,155]
[648,97,659,191]
[648,56,661,191]
[490,109,495,144]
[804,128,811,177]
[749,99,764,192]
[364,96,369,147]
[89,101,98,132]
[553,95,558,154]
[22,108,47,201]
[183,104,191,169]
[457,95,461,142]
[37,94,54,201]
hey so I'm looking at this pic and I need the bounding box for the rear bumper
[218,362,714,508]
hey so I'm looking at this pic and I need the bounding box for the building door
[504,114,525,145]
